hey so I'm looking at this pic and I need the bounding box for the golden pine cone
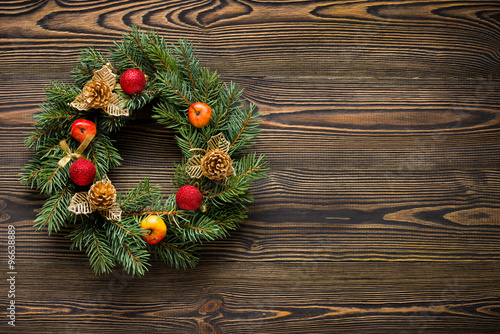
[201,149,233,181]
[88,180,116,210]
[82,79,112,108]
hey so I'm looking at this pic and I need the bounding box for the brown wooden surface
[1,0,500,333]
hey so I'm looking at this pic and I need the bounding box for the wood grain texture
[8,261,500,333]
[1,0,500,333]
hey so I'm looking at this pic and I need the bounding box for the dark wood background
[1,0,500,333]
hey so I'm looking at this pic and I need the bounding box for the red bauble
[120,69,146,95]
[69,159,96,186]
[175,185,202,210]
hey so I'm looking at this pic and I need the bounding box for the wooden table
[1,1,499,333]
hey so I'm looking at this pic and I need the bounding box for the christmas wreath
[21,27,267,276]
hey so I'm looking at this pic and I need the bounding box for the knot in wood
[199,296,223,315]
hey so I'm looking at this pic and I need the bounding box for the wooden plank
[4,77,500,126]
[9,125,500,172]
[0,1,499,79]
[2,261,499,333]
[1,0,500,332]
[3,76,500,172]
[4,166,500,262]
[3,77,500,262]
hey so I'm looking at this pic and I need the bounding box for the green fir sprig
[21,26,268,276]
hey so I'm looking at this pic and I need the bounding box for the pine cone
[88,180,116,210]
[82,79,112,108]
[201,149,233,181]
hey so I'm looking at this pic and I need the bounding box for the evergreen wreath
[20,27,268,277]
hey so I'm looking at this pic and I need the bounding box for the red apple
[71,119,96,143]
[188,102,212,128]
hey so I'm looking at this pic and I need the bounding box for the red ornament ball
[175,185,202,210]
[120,69,146,95]
[69,158,96,186]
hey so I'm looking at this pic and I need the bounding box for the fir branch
[123,89,157,112]
[150,238,199,270]
[25,102,78,151]
[105,218,150,276]
[36,147,71,196]
[87,222,115,275]
[155,70,192,106]
[119,242,150,276]
[72,47,110,86]
[33,186,74,234]
[122,210,177,217]
[45,82,81,105]
[146,30,177,72]
[111,40,142,72]
[127,26,158,75]
[172,161,193,186]
[205,177,249,204]
[68,218,116,275]
[175,40,198,92]
[171,214,228,244]
[109,219,142,239]
[152,101,190,130]
[203,153,267,209]
[118,178,162,213]
[235,153,269,181]
[68,217,87,251]
[20,155,44,189]
[99,112,132,133]
[87,134,122,180]
[110,27,156,75]
[81,47,109,67]
[176,127,206,158]
[25,124,65,151]
[213,82,241,130]
[227,103,263,154]
[230,111,250,148]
